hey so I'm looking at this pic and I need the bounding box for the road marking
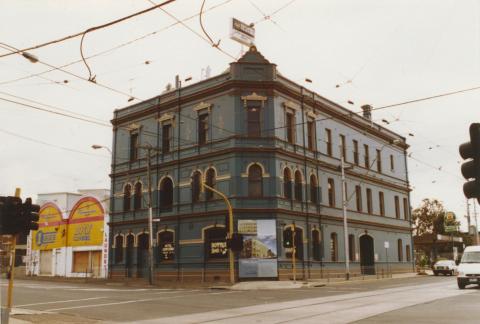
[43,291,240,312]
[16,297,108,307]
[133,281,472,324]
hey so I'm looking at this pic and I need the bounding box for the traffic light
[459,123,480,201]
[226,233,244,252]
[0,196,40,235]
[23,197,40,232]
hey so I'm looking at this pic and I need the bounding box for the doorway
[360,235,375,275]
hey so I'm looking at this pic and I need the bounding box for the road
[2,275,479,323]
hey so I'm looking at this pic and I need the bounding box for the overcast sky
[1,0,479,229]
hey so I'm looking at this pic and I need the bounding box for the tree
[412,198,447,236]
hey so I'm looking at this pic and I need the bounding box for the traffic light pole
[4,188,21,324]
[201,182,235,284]
[474,200,480,245]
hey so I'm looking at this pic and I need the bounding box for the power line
[0,96,111,127]
[0,0,235,86]
[0,0,176,59]
[0,128,109,159]
[0,90,108,124]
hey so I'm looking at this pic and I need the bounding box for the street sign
[230,18,255,46]
[445,225,458,233]
[384,241,389,249]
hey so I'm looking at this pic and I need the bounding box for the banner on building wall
[32,203,66,250]
[67,197,104,247]
[238,219,278,278]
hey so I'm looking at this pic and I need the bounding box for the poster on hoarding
[32,203,66,250]
[67,197,104,247]
[238,219,277,278]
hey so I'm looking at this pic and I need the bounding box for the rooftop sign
[230,18,255,46]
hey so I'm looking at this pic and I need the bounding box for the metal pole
[341,157,350,280]
[202,182,235,284]
[146,147,154,285]
[473,200,479,245]
[292,223,296,283]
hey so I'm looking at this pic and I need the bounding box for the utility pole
[466,199,471,230]
[474,199,480,245]
[340,157,350,280]
[291,223,296,283]
[137,144,157,285]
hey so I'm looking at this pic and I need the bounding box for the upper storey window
[193,102,212,146]
[307,118,316,151]
[353,140,359,165]
[198,113,208,145]
[129,133,138,161]
[326,129,332,156]
[157,113,175,153]
[364,144,370,169]
[162,124,171,153]
[340,134,346,160]
[286,111,295,144]
[247,102,261,137]
[241,92,267,137]
[376,149,382,173]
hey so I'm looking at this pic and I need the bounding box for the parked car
[432,260,457,276]
[457,245,480,289]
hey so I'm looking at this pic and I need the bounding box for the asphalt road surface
[2,275,479,323]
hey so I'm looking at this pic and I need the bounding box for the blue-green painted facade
[109,47,414,281]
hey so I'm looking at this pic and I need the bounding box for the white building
[27,189,109,278]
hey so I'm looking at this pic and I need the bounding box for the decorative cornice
[157,113,175,123]
[241,92,267,107]
[283,100,300,111]
[193,101,213,112]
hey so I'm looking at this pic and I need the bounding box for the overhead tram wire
[0,90,108,124]
[0,0,176,59]
[0,0,235,86]
[0,44,73,90]
[0,128,110,159]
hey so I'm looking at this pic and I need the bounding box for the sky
[1,0,479,230]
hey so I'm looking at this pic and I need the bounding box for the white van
[457,245,480,289]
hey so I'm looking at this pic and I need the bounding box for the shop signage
[32,203,66,250]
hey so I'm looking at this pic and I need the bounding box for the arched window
[348,234,355,261]
[159,177,173,210]
[397,239,403,262]
[115,235,124,264]
[283,226,303,260]
[283,168,292,199]
[310,174,318,204]
[123,184,131,211]
[205,227,227,258]
[406,244,411,262]
[191,171,202,203]
[205,168,216,201]
[134,182,142,210]
[248,164,263,197]
[294,170,303,201]
[330,232,338,261]
[158,231,175,261]
[312,228,321,261]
